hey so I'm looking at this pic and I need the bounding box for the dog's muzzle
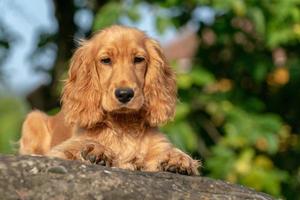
[115,88,134,103]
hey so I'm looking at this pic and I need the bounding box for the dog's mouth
[102,93,144,114]
[112,106,138,114]
[106,107,142,122]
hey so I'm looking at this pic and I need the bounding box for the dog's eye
[134,56,145,64]
[101,58,111,65]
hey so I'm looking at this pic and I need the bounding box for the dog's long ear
[61,43,104,128]
[144,39,177,126]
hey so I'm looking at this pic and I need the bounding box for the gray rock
[0,155,274,200]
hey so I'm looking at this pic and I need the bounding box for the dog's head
[62,25,177,128]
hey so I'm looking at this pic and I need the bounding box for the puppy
[19,25,200,175]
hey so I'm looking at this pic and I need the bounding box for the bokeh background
[0,0,300,198]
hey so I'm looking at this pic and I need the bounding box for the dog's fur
[19,25,200,175]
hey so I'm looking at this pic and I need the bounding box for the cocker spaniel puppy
[19,25,200,175]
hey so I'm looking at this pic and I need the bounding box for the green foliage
[93,2,123,30]
[0,96,27,153]
[165,65,291,196]
[93,1,141,31]
[144,0,300,197]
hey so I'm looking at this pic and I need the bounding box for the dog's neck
[82,111,149,136]
[106,112,147,135]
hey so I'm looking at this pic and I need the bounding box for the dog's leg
[19,111,52,155]
[47,137,115,166]
[160,148,200,175]
[46,137,88,160]
[143,132,200,175]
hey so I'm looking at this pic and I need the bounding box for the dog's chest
[98,128,146,164]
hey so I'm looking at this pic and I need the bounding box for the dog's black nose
[115,88,134,103]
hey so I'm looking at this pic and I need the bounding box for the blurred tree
[27,0,111,110]
[0,20,16,81]
[27,0,78,110]
[141,0,300,198]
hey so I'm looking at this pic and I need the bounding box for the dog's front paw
[48,148,79,160]
[161,149,200,175]
[80,142,115,167]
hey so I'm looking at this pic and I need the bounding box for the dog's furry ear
[144,39,177,126]
[62,43,104,128]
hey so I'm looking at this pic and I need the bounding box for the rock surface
[0,155,274,200]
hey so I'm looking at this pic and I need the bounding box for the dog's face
[62,25,177,128]
[97,29,147,113]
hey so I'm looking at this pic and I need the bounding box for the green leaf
[177,73,193,89]
[0,97,28,153]
[93,3,122,31]
[155,16,172,34]
[249,7,265,36]
[164,122,198,152]
[190,67,216,86]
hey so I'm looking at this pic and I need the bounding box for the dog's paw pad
[161,151,199,175]
[80,143,114,167]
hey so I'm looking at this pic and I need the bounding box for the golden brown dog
[19,25,200,175]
